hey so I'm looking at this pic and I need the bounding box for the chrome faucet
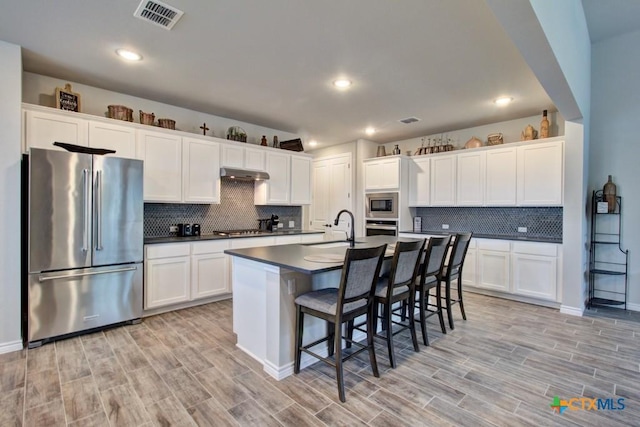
[334,209,355,247]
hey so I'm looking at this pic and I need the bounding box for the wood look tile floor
[2,293,640,426]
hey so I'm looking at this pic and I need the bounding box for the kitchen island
[225,235,422,380]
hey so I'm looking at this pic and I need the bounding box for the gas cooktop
[212,229,270,236]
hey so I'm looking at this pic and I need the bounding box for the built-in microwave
[365,192,398,219]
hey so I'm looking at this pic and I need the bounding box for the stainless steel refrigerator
[24,148,143,348]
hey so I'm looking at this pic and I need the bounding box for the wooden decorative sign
[55,83,81,112]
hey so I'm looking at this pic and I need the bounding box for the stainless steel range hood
[220,167,270,181]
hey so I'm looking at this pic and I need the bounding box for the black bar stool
[440,232,473,329]
[352,239,425,369]
[293,244,387,402]
[413,235,452,345]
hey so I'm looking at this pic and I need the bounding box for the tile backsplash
[144,180,301,237]
[413,206,562,240]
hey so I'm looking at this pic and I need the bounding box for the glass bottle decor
[392,144,401,155]
[540,110,550,139]
[603,175,617,213]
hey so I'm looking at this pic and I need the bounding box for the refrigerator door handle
[95,170,103,251]
[82,168,90,252]
[38,266,137,282]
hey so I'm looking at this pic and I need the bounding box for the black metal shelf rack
[588,190,629,309]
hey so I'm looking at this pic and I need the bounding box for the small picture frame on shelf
[597,202,609,213]
[55,83,81,112]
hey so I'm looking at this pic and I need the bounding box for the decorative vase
[392,144,401,155]
[376,146,386,157]
[261,135,267,146]
[540,110,550,138]
[603,175,617,213]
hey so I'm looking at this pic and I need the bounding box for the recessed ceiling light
[116,49,143,61]
[494,96,513,106]
[333,79,352,89]
[365,127,376,135]
[308,140,318,147]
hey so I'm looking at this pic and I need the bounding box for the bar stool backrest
[422,236,452,279]
[442,232,473,279]
[339,244,387,309]
[386,240,426,296]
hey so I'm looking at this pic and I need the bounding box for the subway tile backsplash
[414,206,562,240]
[144,180,301,237]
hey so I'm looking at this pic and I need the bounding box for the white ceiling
[0,1,637,147]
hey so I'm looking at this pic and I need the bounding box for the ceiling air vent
[134,0,184,30]
[399,117,421,124]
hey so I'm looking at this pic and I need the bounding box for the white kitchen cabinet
[191,240,230,299]
[145,243,191,309]
[255,151,290,205]
[182,137,220,204]
[24,108,88,152]
[137,129,183,202]
[456,151,485,206]
[364,157,400,191]
[430,155,456,206]
[511,242,558,301]
[485,147,517,206]
[408,157,430,206]
[221,144,266,171]
[517,140,563,206]
[476,239,510,292]
[88,120,137,159]
[461,239,477,287]
[290,155,312,205]
[299,233,325,244]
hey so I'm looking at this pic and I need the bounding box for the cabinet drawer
[146,243,191,259]
[230,236,276,249]
[477,239,510,252]
[192,240,230,255]
[512,242,557,257]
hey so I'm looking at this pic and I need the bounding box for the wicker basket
[157,118,176,130]
[487,133,503,145]
[107,105,133,122]
[139,110,155,125]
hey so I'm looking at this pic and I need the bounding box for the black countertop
[398,230,562,244]
[224,235,423,275]
[145,230,324,245]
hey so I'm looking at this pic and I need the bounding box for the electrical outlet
[442,224,449,230]
[517,227,528,233]
[289,220,295,228]
[278,222,284,229]
[169,225,178,233]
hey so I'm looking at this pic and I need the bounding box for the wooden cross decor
[200,123,209,135]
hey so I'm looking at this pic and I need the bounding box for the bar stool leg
[294,306,303,374]
[435,281,446,334]
[327,321,335,357]
[445,279,455,330]
[457,275,467,320]
[366,307,380,378]
[408,290,420,352]
[346,319,354,349]
[334,321,346,402]
[385,302,396,368]
[418,286,429,345]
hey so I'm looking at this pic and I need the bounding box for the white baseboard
[560,305,584,316]
[0,340,23,355]
[624,303,640,312]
